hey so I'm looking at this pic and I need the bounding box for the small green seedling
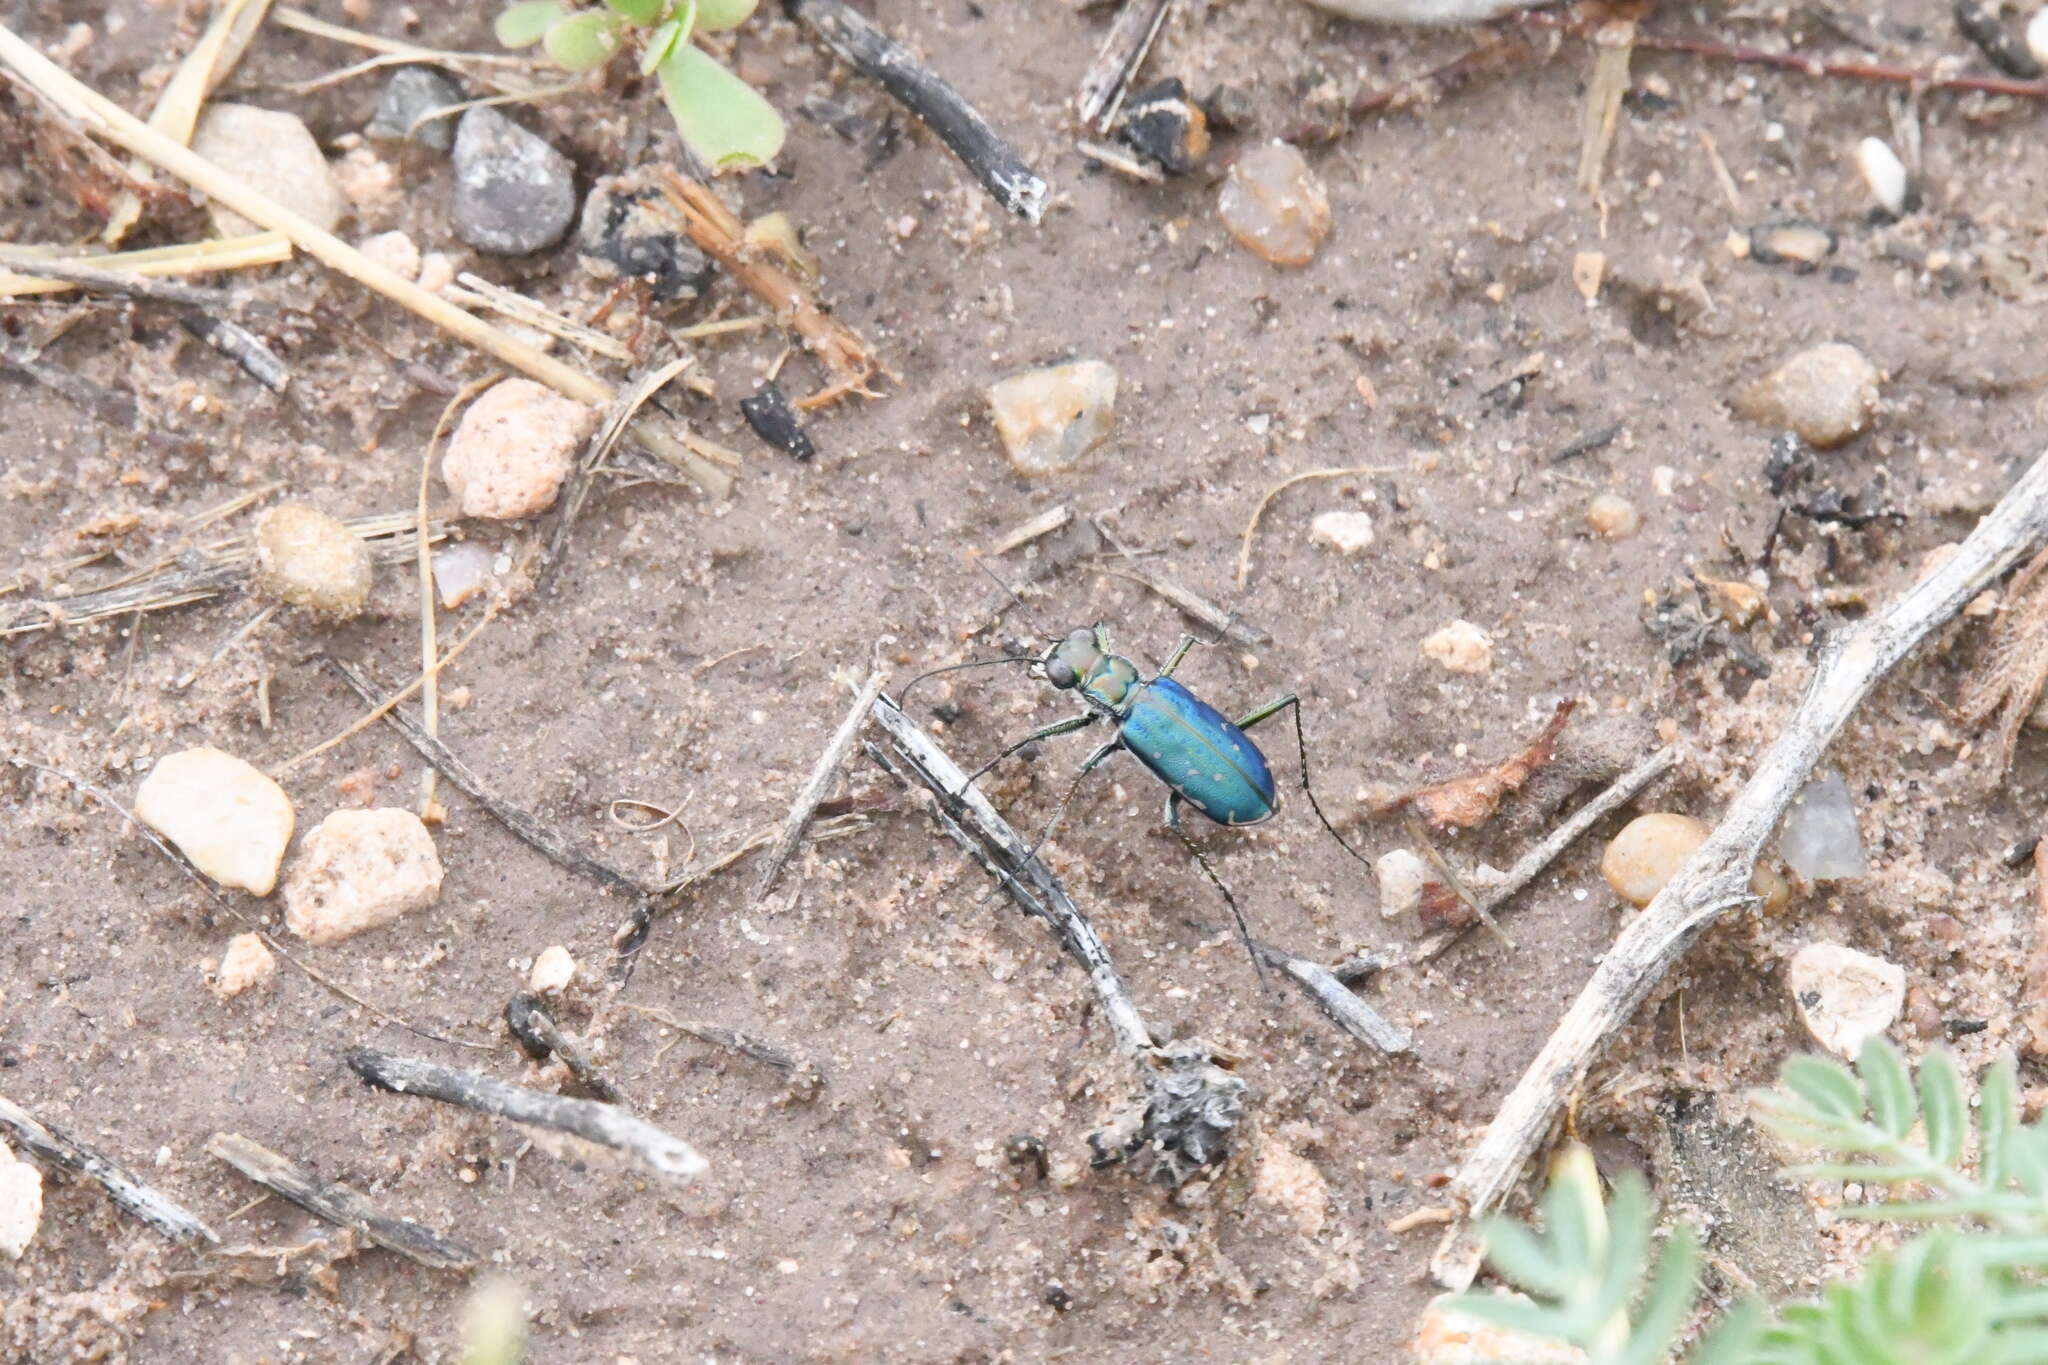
[495,0,783,170]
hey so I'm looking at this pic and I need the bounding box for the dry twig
[754,659,889,903]
[1076,0,1173,129]
[1432,450,2048,1288]
[0,1094,217,1244]
[206,1132,478,1271]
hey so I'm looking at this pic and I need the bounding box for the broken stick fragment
[0,1094,217,1245]
[206,1132,478,1271]
[345,1048,708,1182]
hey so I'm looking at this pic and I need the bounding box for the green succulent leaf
[1981,1057,2018,1193]
[494,0,570,48]
[1781,1055,1867,1123]
[603,0,668,23]
[544,10,626,70]
[1918,1052,1968,1169]
[1858,1038,1916,1140]
[657,40,784,169]
[693,0,758,31]
[640,14,686,73]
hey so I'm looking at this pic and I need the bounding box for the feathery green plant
[1447,1040,2048,1365]
[495,0,783,170]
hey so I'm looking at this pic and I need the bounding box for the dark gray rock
[451,108,576,256]
[366,66,463,152]
[577,177,714,302]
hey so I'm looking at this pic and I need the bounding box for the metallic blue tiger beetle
[938,623,1375,972]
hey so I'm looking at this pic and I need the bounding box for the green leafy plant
[494,0,783,170]
[1447,1040,2048,1365]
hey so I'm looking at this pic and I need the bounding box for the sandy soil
[6,0,2048,1360]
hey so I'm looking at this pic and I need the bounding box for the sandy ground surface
[5,0,2048,1360]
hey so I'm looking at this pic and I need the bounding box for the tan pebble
[418,251,459,294]
[442,379,597,519]
[1217,141,1331,267]
[986,361,1117,477]
[1789,942,1904,1057]
[284,808,444,946]
[1602,813,1791,912]
[254,503,373,615]
[529,944,577,994]
[213,932,276,997]
[136,747,295,896]
[1572,251,1605,302]
[1585,492,1640,541]
[192,104,344,237]
[1375,848,1428,919]
[1732,342,1881,448]
[0,1141,43,1259]
[1699,576,1766,627]
[1905,984,1944,1041]
[357,229,421,282]
[1421,620,1493,674]
[1309,509,1375,555]
[1413,1294,1588,1364]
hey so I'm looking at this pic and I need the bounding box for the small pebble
[366,65,464,151]
[1698,575,1766,627]
[1421,620,1492,675]
[1855,137,1910,217]
[1375,848,1428,918]
[1747,219,1836,270]
[284,808,444,946]
[987,361,1117,477]
[1778,770,1867,880]
[432,541,496,608]
[2031,7,2048,67]
[357,229,422,282]
[1218,141,1331,267]
[1602,812,1790,912]
[578,173,716,301]
[0,1141,43,1259]
[213,932,276,997]
[254,503,373,616]
[1584,492,1640,541]
[1310,509,1375,555]
[451,107,577,255]
[1789,942,1905,1058]
[1413,1294,1587,1365]
[418,251,459,294]
[1732,342,1881,449]
[442,378,598,519]
[136,747,295,896]
[529,944,578,994]
[192,103,345,237]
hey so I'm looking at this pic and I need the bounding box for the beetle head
[1042,625,1107,691]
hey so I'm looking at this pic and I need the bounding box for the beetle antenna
[974,557,1058,642]
[897,655,1037,711]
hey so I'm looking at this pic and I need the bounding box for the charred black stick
[1953,0,2043,79]
[1252,943,1412,1054]
[626,1003,824,1101]
[179,314,291,393]
[205,1132,478,1271]
[321,656,650,900]
[0,1093,216,1244]
[344,1048,707,1182]
[505,994,627,1105]
[784,0,1050,223]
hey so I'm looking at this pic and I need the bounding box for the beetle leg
[1165,791,1269,989]
[1014,737,1122,861]
[958,712,1100,793]
[1157,633,1201,678]
[1235,693,1377,876]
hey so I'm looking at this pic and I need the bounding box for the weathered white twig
[345,1048,707,1182]
[1432,448,2048,1288]
[754,660,889,903]
[1076,0,1173,129]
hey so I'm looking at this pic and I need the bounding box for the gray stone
[1778,769,1867,880]
[367,66,463,152]
[578,176,714,301]
[451,107,576,256]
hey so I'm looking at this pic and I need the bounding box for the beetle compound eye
[1046,658,1078,689]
